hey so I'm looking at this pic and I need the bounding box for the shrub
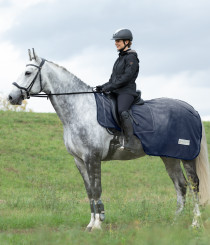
[0,95,32,112]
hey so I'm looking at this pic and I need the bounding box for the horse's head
[8,49,46,105]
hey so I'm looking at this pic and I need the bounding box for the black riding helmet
[111,29,133,41]
[111,29,133,52]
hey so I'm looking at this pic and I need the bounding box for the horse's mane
[47,60,91,89]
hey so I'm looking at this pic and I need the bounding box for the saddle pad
[94,93,202,160]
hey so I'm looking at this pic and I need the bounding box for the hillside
[0,111,210,244]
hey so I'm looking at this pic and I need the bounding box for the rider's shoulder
[126,49,139,61]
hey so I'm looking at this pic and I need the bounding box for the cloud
[0,42,25,93]
[56,46,116,84]
[2,0,210,78]
[141,71,210,117]
[1,0,210,118]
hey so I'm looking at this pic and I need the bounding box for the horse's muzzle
[8,90,23,105]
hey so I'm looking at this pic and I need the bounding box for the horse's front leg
[74,156,105,231]
[85,154,105,231]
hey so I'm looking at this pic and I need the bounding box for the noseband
[12,59,46,99]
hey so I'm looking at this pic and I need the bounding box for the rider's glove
[96,85,103,92]
[102,84,112,93]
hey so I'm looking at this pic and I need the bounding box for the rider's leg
[117,94,135,116]
[117,94,136,151]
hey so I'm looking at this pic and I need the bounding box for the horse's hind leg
[161,157,187,215]
[182,159,201,227]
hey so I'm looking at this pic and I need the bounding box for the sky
[0,0,210,120]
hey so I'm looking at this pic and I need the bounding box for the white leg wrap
[86,213,95,231]
[92,214,102,230]
[86,200,105,231]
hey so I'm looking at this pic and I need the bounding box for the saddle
[106,90,144,127]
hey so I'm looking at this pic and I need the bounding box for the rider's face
[115,40,129,51]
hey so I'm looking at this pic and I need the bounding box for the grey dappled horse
[8,50,210,231]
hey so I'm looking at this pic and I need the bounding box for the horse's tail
[196,122,210,205]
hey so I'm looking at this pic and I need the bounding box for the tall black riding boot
[120,111,136,152]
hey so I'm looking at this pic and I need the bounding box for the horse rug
[94,93,202,160]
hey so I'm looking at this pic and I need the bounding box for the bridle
[12,58,100,99]
[13,59,46,99]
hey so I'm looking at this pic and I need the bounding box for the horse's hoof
[192,220,201,229]
[85,226,92,232]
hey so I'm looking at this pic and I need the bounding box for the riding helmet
[111,29,133,41]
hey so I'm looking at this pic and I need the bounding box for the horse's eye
[25,71,31,76]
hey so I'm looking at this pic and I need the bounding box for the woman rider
[96,28,139,152]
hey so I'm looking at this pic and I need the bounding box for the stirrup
[118,144,136,153]
[117,138,125,151]
[117,139,135,153]
[118,145,125,151]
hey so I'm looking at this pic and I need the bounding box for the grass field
[0,111,210,244]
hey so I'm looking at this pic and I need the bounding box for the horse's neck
[44,62,94,125]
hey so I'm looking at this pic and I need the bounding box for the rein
[30,90,100,99]
[12,58,101,99]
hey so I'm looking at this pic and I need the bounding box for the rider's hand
[96,85,103,92]
[102,84,111,93]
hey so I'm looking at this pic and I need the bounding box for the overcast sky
[0,0,209,120]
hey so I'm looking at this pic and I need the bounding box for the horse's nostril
[8,95,13,101]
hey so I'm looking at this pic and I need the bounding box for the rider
[96,28,139,152]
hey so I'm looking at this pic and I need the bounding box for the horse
[8,49,210,231]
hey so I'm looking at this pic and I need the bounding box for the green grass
[0,111,210,244]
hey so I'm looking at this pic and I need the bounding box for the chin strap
[118,40,129,53]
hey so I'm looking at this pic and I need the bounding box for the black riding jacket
[103,49,139,97]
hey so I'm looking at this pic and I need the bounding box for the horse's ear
[30,48,41,63]
[32,48,37,61]
[28,49,32,61]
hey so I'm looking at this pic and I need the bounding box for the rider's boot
[119,111,136,152]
